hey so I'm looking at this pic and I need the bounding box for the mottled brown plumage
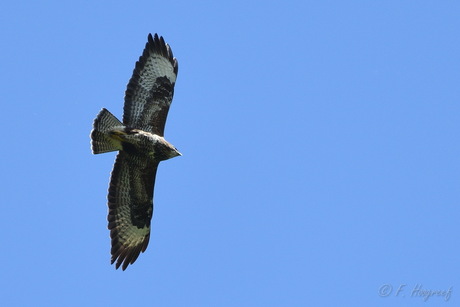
[90,33,180,270]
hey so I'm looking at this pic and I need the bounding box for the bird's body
[90,33,179,270]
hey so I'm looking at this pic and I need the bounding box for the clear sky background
[0,1,458,306]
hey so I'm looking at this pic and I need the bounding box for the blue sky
[0,1,458,306]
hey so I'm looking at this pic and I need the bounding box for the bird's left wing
[123,33,178,136]
[107,151,159,270]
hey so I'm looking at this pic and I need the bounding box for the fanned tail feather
[91,108,125,154]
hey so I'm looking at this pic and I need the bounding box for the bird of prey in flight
[90,33,180,270]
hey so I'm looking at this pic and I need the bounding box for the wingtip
[143,33,178,76]
[147,33,155,43]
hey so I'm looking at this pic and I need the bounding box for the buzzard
[90,33,180,270]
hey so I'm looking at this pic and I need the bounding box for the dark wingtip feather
[109,233,151,271]
[146,33,178,76]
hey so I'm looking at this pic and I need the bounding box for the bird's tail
[90,108,125,154]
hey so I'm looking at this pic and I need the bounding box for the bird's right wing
[123,33,178,136]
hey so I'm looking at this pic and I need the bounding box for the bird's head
[170,146,182,158]
[154,137,182,161]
